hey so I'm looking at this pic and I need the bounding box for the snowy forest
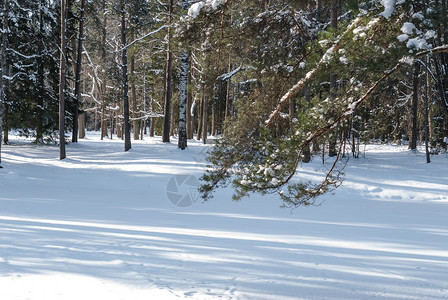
[1,0,448,299]
[1,0,448,201]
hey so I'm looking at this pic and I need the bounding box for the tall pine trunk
[424,56,430,163]
[121,5,131,151]
[202,93,208,144]
[72,0,86,143]
[130,53,139,140]
[328,0,339,157]
[100,0,107,140]
[59,0,67,160]
[0,0,8,167]
[162,0,173,143]
[187,58,193,139]
[409,61,420,150]
[36,0,45,143]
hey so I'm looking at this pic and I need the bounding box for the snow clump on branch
[379,0,396,19]
[188,0,225,19]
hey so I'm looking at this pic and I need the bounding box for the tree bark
[225,56,232,121]
[178,51,189,149]
[130,52,139,140]
[162,0,173,143]
[202,93,208,144]
[72,0,86,143]
[169,95,175,136]
[100,0,107,140]
[409,61,420,150]
[78,113,85,138]
[197,95,203,141]
[36,0,45,143]
[121,5,131,151]
[328,0,339,157]
[424,56,430,163]
[0,0,8,167]
[187,58,193,139]
[59,0,67,160]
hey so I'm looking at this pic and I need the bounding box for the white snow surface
[1,132,448,299]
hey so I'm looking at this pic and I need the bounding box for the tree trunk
[328,73,338,157]
[140,119,144,139]
[59,0,67,160]
[130,50,139,140]
[202,94,208,144]
[187,57,193,139]
[328,0,338,157]
[100,1,107,140]
[101,103,107,139]
[0,0,6,167]
[225,56,232,122]
[178,51,189,149]
[149,118,154,137]
[170,95,175,136]
[72,0,86,143]
[211,101,215,136]
[36,0,45,143]
[78,113,85,139]
[197,95,203,141]
[149,96,155,137]
[162,0,173,143]
[424,56,430,163]
[409,61,420,150]
[110,109,114,139]
[302,89,310,162]
[121,6,131,152]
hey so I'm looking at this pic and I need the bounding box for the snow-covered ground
[1,132,447,300]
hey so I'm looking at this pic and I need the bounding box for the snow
[1,132,448,299]
[397,34,409,42]
[339,56,349,65]
[412,12,424,20]
[399,56,415,65]
[187,0,225,19]
[379,0,396,19]
[188,2,204,18]
[425,30,436,39]
[406,37,431,50]
[401,22,416,35]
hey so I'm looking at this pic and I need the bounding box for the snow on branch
[216,66,253,81]
[9,48,40,60]
[415,44,448,58]
[187,0,227,18]
[265,17,362,127]
[115,25,169,52]
[273,62,402,203]
[379,0,396,19]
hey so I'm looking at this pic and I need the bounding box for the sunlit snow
[1,132,447,299]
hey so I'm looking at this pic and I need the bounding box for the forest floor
[0,132,447,300]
